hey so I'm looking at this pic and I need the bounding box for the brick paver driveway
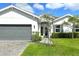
[0,40,30,56]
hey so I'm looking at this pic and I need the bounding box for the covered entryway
[41,22,48,38]
[0,24,32,40]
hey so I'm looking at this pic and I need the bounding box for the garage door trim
[0,24,31,27]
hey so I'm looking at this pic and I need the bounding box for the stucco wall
[63,25,72,32]
[0,11,39,32]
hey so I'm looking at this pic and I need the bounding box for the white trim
[54,14,73,22]
[0,5,13,12]
[0,5,40,19]
[55,25,61,32]
[75,27,79,32]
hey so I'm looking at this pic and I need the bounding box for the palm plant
[68,16,79,38]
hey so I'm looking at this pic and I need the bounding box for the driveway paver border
[18,42,31,56]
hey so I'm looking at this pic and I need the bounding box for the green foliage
[51,32,79,38]
[68,16,79,38]
[68,16,79,24]
[74,32,79,38]
[32,32,42,42]
[40,14,54,23]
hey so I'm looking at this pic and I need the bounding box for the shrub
[51,32,79,38]
[32,32,42,42]
[74,32,79,38]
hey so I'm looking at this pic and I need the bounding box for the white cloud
[46,3,79,11]
[64,3,79,11]
[14,3,34,13]
[33,3,44,10]
[46,3,64,9]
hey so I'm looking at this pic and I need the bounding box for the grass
[21,38,79,56]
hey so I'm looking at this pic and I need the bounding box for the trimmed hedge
[51,32,79,38]
[74,32,79,38]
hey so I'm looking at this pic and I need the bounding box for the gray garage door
[0,24,32,40]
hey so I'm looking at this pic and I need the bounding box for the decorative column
[43,25,45,37]
[53,25,55,33]
[38,23,41,36]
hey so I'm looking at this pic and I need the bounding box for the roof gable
[0,11,39,24]
[53,14,74,25]
[0,5,40,22]
[54,14,73,22]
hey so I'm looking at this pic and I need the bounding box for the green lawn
[21,38,79,56]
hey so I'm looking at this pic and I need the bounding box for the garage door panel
[0,25,32,40]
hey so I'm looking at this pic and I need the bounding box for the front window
[75,25,79,32]
[75,29,79,32]
[55,25,61,32]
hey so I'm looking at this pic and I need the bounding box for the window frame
[55,25,61,32]
[74,25,79,32]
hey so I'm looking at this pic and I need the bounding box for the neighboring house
[0,5,78,40]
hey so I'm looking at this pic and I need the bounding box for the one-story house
[40,14,79,37]
[0,5,78,40]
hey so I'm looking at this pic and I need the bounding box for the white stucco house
[0,5,78,40]
[40,14,79,37]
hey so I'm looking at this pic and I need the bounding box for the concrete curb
[18,42,31,56]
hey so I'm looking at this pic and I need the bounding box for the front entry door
[41,26,48,38]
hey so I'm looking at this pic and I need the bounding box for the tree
[68,16,79,38]
[40,14,54,45]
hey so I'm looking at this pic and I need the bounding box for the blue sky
[0,3,79,17]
